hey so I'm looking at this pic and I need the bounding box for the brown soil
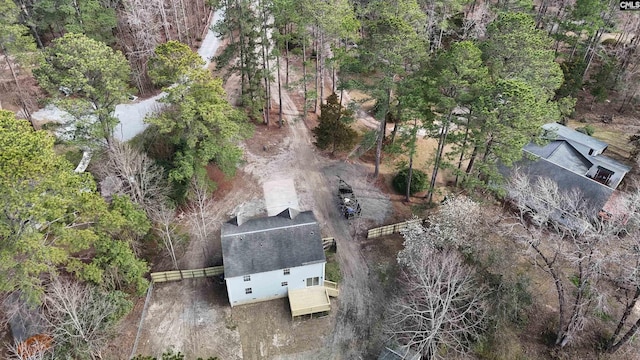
[123,52,396,359]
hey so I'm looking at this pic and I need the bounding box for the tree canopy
[0,111,149,303]
[146,67,252,198]
[34,32,131,148]
[148,40,205,87]
[312,93,357,153]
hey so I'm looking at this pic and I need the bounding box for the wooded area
[2,0,640,358]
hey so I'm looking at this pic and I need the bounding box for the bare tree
[150,203,182,270]
[118,0,162,93]
[386,202,488,359]
[186,176,216,245]
[461,2,494,40]
[95,141,168,214]
[388,239,488,359]
[601,188,640,353]
[502,171,614,348]
[400,196,481,261]
[43,279,123,360]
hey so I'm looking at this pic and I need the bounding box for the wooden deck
[324,280,339,297]
[288,286,331,318]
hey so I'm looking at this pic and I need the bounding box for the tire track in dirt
[273,68,380,359]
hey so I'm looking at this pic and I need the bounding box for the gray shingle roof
[378,345,421,360]
[221,209,325,278]
[502,156,614,214]
[527,124,631,190]
[542,123,608,153]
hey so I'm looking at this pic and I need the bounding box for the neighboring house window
[245,288,252,294]
[283,268,290,275]
[306,277,320,286]
[281,282,288,287]
[243,275,251,282]
[593,166,614,186]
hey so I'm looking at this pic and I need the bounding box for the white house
[221,208,326,307]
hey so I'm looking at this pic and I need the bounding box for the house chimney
[227,214,244,226]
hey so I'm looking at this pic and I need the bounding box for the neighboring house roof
[542,122,608,154]
[502,156,614,215]
[378,344,421,360]
[221,208,325,278]
[526,123,631,189]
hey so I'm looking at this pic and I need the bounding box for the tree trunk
[158,0,171,41]
[405,118,418,202]
[390,99,402,144]
[314,25,319,113]
[171,0,183,42]
[427,114,451,203]
[373,86,392,178]
[454,125,470,187]
[465,145,479,175]
[319,32,325,108]
[607,287,640,352]
[260,0,269,125]
[72,0,85,30]
[582,28,603,80]
[374,116,384,178]
[277,54,283,127]
[607,318,640,354]
[302,37,308,121]
[179,0,191,45]
[237,0,246,97]
[619,89,638,113]
[2,47,34,129]
[285,24,290,87]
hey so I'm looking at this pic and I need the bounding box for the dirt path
[256,64,389,359]
[130,54,392,360]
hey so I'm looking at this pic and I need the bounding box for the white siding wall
[226,262,325,306]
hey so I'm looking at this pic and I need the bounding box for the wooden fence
[150,266,224,283]
[367,219,423,239]
[322,237,336,250]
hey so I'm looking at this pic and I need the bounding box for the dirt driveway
[128,58,393,359]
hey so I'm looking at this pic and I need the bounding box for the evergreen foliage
[393,168,428,195]
[148,41,205,87]
[145,67,252,201]
[0,111,150,303]
[312,93,357,153]
[34,32,131,148]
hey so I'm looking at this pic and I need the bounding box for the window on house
[245,288,252,294]
[281,282,288,287]
[243,275,251,282]
[306,277,320,286]
[593,166,614,186]
[283,268,290,275]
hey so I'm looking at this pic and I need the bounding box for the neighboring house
[221,208,326,307]
[503,123,632,227]
[378,343,421,360]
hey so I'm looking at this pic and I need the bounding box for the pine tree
[312,93,357,154]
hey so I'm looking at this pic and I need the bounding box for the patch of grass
[325,249,342,283]
[225,316,237,331]
[594,310,613,322]
[567,120,633,159]
[64,149,84,166]
[475,326,529,360]
[375,262,395,285]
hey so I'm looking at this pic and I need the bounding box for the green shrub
[64,149,83,166]
[576,125,595,136]
[393,168,428,195]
